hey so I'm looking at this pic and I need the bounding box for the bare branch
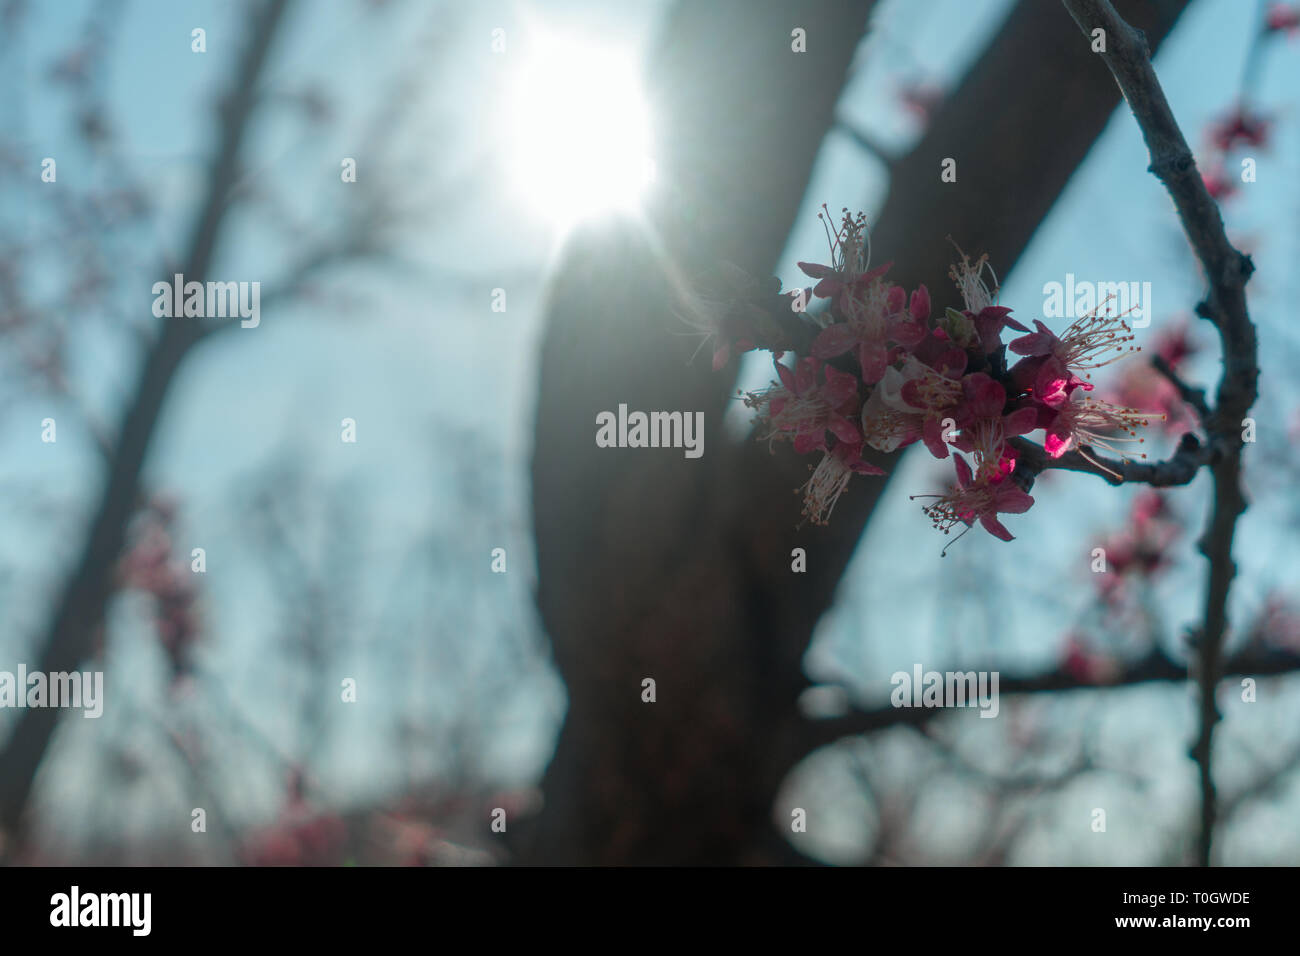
[833,117,898,169]
[1010,428,1213,487]
[798,645,1300,757]
[1048,0,1259,866]
[0,0,296,836]
[1151,353,1211,423]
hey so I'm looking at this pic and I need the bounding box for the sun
[502,32,656,227]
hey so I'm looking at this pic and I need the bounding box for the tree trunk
[524,0,1192,865]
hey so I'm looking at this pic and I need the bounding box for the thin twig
[1151,353,1212,422]
[834,117,898,169]
[0,0,295,835]
[798,644,1300,756]
[1062,0,1259,867]
[1010,432,1211,487]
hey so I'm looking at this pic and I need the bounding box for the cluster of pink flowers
[239,768,348,866]
[1091,489,1181,604]
[1198,5,1298,198]
[1106,319,1200,435]
[1266,3,1300,35]
[1201,104,1272,201]
[117,494,200,687]
[723,207,1160,541]
[1060,632,1121,685]
[1249,592,1300,651]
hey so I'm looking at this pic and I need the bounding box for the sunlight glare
[503,33,656,226]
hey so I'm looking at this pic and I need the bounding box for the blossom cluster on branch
[117,494,201,688]
[1201,103,1272,201]
[1091,488,1181,605]
[713,206,1163,542]
[1106,320,1200,436]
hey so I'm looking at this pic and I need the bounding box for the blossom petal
[910,285,930,323]
[858,342,890,385]
[1044,429,1072,458]
[1008,319,1058,356]
[899,380,925,411]
[934,349,967,377]
[922,417,951,458]
[954,454,974,488]
[979,515,1016,541]
[828,413,860,444]
[886,285,907,315]
[1034,361,1073,408]
[963,373,1006,419]
[995,488,1035,514]
[822,364,860,406]
[776,357,800,392]
[793,432,825,454]
[795,357,819,394]
[811,323,859,360]
[797,261,834,279]
[813,276,843,299]
[889,317,927,349]
[1003,406,1039,437]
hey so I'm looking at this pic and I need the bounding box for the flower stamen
[1055,297,1141,374]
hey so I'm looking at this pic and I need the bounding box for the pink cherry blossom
[1008,311,1139,372]
[951,373,1039,477]
[800,436,885,526]
[1040,391,1163,478]
[810,276,924,383]
[1202,164,1238,201]
[1208,106,1271,152]
[1266,3,1300,34]
[916,453,1034,542]
[747,356,861,454]
[720,212,1164,541]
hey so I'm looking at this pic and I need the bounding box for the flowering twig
[1062,0,1260,867]
[1010,431,1211,488]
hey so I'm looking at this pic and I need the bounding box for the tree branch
[1010,431,1212,488]
[1061,0,1260,867]
[833,116,898,169]
[0,0,295,836]
[1151,353,1211,422]
[799,645,1300,756]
